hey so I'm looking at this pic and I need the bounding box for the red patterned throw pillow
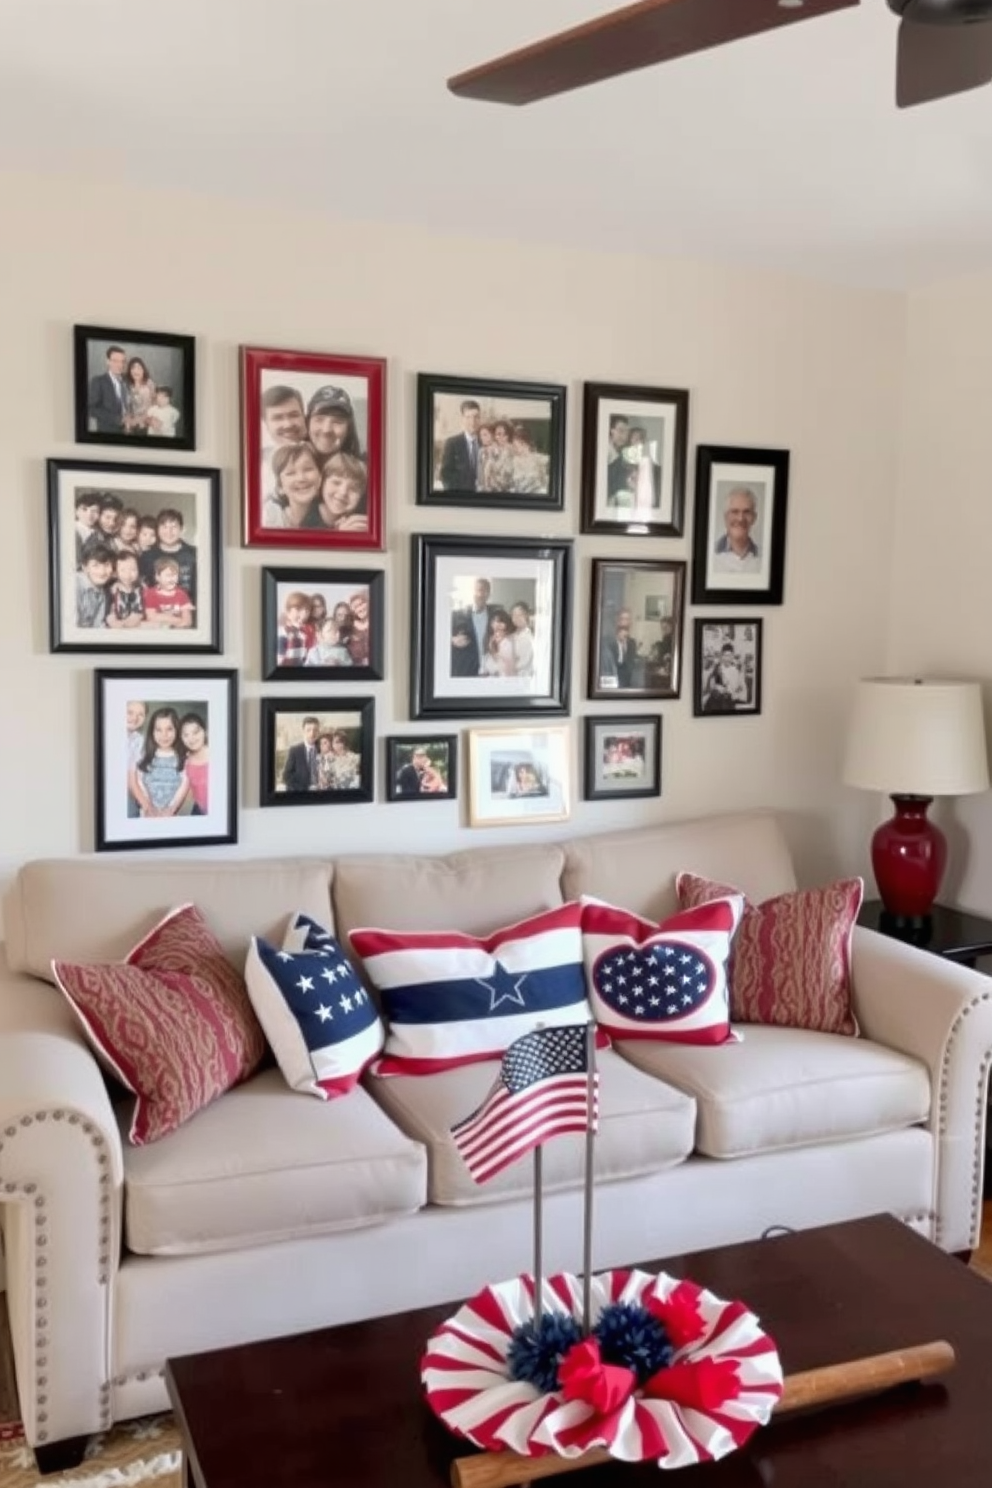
[52,903,266,1144]
[675,873,863,1036]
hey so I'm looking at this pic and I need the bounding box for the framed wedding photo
[584,715,662,802]
[467,725,571,828]
[580,381,689,537]
[691,445,790,606]
[48,459,222,654]
[241,345,385,551]
[410,534,572,719]
[416,372,566,512]
[261,567,384,682]
[260,698,375,807]
[94,669,237,852]
[385,736,457,803]
[73,324,196,451]
[587,558,686,702]
[694,619,764,717]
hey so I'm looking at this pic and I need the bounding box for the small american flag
[451,1024,598,1184]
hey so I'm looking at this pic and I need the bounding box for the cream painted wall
[0,169,905,912]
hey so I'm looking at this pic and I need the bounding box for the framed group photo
[694,619,764,717]
[73,324,196,451]
[261,567,384,682]
[410,534,572,719]
[241,345,385,551]
[588,558,686,702]
[48,458,222,654]
[584,715,662,801]
[691,445,790,605]
[416,373,566,512]
[94,669,237,852]
[260,698,375,807]
[467,725,571,828]
[580,381,689,537]
[385,736,457,803]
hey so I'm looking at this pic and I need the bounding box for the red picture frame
[241,346,386,551]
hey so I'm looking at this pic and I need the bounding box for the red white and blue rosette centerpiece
[421,1267,783,1471]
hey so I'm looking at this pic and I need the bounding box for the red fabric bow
[644,1357,742,1411]
[645,1279,707,1349]
[559,1338,636,1415]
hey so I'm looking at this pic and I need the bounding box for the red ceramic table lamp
[843,678,989,925]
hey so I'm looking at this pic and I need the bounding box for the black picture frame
[583,715,662,801]
[693,618,764,718]
[415,372,566,511]
[385,735,458,803]
[411,534,572,720]
[73,324,196,451]
[260,567,385,682]
[691,445,790,606]
[580,381,689,537]
[48,458,222,655]
[587,558,686,702]
[94,668,238,852]
[260,697,375,807]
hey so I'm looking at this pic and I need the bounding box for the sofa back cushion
[4,858,336,981]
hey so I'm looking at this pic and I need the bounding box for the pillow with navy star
[244,912,384,1099]
[580,894,744,1044]
[349,902,593,1076]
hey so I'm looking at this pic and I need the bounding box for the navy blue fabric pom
[507,1312,584,1394]
[594,1302,673,1384]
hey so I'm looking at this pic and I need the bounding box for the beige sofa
[1,810,990,1464]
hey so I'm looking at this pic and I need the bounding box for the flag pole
[533,1144,543,1326]
[581,1021,597,1334]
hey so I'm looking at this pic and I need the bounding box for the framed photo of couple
[241,345,386,551]
[385,736,457,803]
[691,445,790,606]
[580,381,689,538]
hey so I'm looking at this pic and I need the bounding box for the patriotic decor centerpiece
[420,1024,784,1474]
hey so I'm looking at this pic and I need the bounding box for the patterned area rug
[0,1417,181,1488]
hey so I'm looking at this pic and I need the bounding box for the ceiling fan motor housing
[889,0,992,22]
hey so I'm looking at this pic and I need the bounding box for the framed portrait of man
[691,445,790,606]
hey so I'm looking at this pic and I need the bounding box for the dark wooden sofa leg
[33,1435,90,1475]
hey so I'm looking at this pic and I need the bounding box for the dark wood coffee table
[165,1214,991,1487]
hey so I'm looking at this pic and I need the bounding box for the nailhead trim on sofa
[936,990,992,1250]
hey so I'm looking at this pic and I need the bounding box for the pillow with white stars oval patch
[580,894,744,1044]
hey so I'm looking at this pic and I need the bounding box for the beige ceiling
[3,0,992,289]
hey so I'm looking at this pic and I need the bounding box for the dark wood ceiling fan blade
[447,0,861,106]
[896,16,992,107]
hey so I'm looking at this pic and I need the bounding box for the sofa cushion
[676,873,863,1036]
[614,1025,930,1159]
[120,1067,428,1256]
[365,1047,696,1206]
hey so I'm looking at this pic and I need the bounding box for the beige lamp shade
[843,678,990,797]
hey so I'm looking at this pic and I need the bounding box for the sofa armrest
[850,925,992,1253]
[0,954,124,1449]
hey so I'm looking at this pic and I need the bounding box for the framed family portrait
[385,736,457,803]
[580,381,689,537]
[416,373,566,512]
[694,619,764,717]
[583,715,662,801]
[241,345,385,551]
[467,725,571,828]
[94,669,237,852]
[261,567,384,682]
[587,559,686,702]
[691,445,790,605]
[48,458,222,654]
[260,698,375,807]
[410,534,572,719]
[73,324,196,451]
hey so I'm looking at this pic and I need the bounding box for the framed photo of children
[48,459,222,654]
[260,567,385,682]
[410,534,573,720]
[385,736,457,803]
[580,381,689,538]
[260,698,375,807]
[467,725,571,828]
[587,558,686,702]
[415,373,566,512]
[693,619,764,717]
[94,669,237,852]
[73,325,196,452]
[691,445,790,606]
[241,346,385,551]
[583,715,662,801]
